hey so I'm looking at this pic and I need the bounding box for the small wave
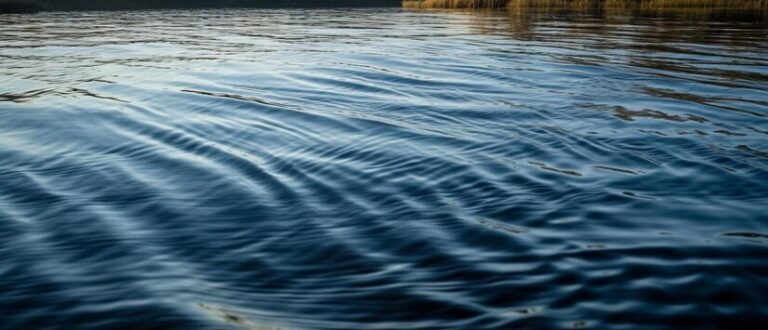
[1,7,767,330]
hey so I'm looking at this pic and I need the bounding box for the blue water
[1,8,767,330]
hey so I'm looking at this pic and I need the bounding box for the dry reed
[402,0,768,10]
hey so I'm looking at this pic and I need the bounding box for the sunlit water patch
[1,8,767,329]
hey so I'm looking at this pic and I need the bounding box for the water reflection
[1,7,767,330]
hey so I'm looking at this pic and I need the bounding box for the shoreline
[3,0,767,14]
[402,0,768,10]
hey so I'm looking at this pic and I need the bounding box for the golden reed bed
[402,0,768,10]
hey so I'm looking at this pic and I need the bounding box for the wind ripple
[1,8,767,330]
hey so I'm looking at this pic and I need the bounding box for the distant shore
[402,0,768,10]
[0,0,401,13]
[3,0,766,14]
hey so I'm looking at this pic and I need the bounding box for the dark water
[1,8,768,330]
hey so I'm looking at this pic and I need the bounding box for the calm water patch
[1,8,767,329]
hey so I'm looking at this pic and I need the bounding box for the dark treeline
[0,0,401,13]
[0,1,39,12]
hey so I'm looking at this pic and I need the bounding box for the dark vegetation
[0,1,40,12]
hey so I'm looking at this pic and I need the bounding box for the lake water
[1,7,767,329]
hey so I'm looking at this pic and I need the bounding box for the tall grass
[402,0,768,10]
[402,0,507,9]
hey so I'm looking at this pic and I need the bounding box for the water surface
[1,8,768,329]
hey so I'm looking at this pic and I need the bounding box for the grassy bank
[0,0,401,13]
[402,0,768,10]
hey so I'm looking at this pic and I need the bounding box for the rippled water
[1,7,768,329]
